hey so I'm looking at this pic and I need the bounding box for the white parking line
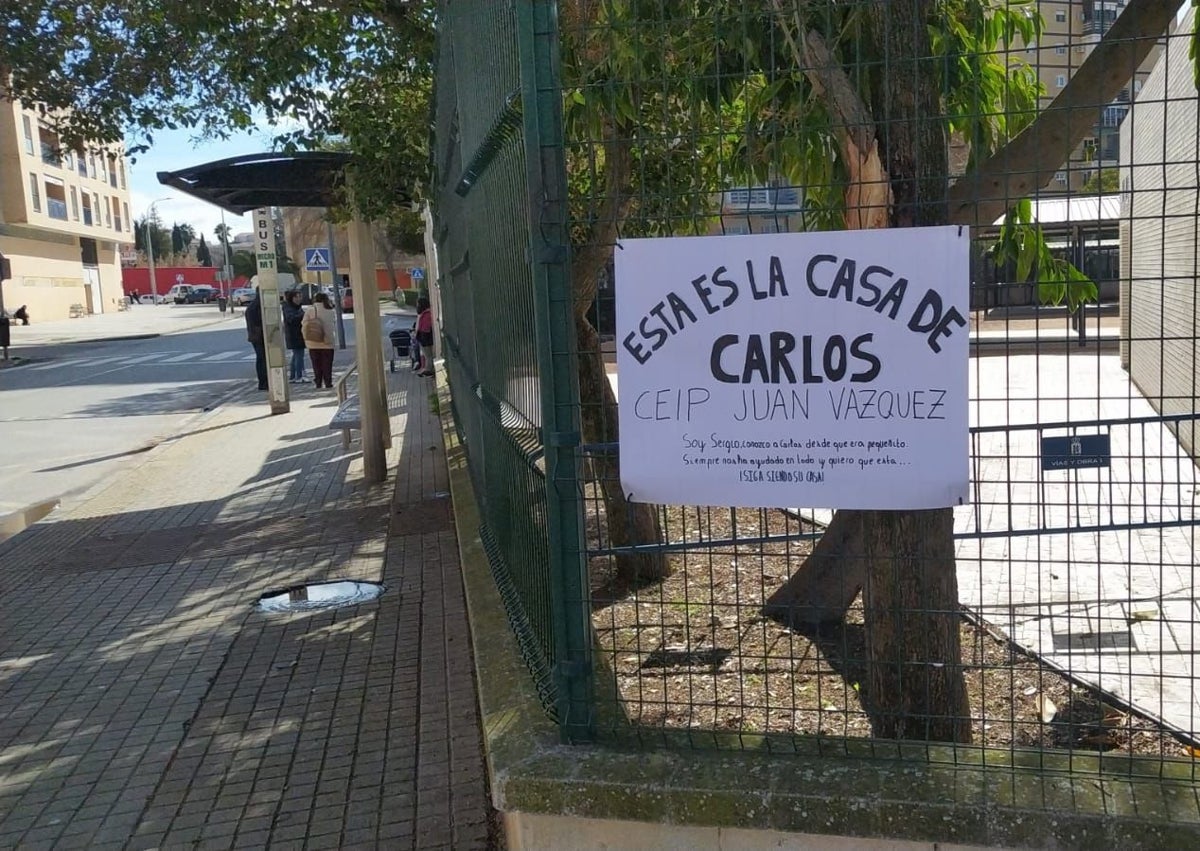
[160,352,203,363]
[206,351,242,362]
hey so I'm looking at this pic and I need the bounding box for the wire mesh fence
[433,0,1200,778]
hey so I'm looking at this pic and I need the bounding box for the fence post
[517,0,592,741]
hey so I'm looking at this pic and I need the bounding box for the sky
[127,125,278,245]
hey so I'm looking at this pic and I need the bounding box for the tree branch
[572,125,633,316]
[947,0,1177,227]
[771,1,891,229]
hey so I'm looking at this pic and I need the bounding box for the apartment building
[1019,1,1161,194]
[0,100,133,320]
[1117,6,1199,455]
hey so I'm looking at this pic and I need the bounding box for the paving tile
[0,367,492,848]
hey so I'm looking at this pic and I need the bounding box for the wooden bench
[330,394,360,449]
[68,303,86,318]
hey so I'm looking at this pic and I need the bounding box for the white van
[166,284,195,303]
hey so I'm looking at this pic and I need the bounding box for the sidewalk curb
[58,332,161,345]
[10,312,238,351]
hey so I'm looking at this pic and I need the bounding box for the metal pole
[326,218,347,350]
[254,207,290,415]
[347,216,386,482]
[146,216,158,303]
[518,0,592,741]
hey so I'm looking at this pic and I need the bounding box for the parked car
[166,284,195,303]
[183,286,218,304]
[341,288,354,313]
[231,286,256,306]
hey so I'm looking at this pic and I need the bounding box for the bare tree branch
[947,0,1177,227]
[771,1,892,230]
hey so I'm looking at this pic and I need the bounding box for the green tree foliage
[1,1,436,219]
[133,214,171,262]
[231,250,257,280]
[196,234,212,267]
[170,223,185,256]
[1082,168,1121,193]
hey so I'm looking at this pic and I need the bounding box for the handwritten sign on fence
[614,227,969,510]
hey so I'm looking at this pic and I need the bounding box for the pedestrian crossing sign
[304,248,331,271]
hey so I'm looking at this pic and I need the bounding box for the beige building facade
[0,100,133,320]
[1018,1,1161,194]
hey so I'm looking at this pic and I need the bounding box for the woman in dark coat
[282,290,307,384]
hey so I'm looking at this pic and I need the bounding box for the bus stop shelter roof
[157,151,357,214]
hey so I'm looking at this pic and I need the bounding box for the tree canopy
[1,0,437,219]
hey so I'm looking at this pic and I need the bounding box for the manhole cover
[255,580,385,613]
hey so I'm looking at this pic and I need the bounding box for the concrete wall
[1119,9,1200,456]
[505,812,997,851]
[0,229,105,321]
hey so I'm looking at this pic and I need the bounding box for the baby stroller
[388,327,412,373]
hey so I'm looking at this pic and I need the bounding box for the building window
[38,126,62,166]
[1054,171,1068,186]
[44,176,68,220]
[103,195,112,228]
[88,154,96,180]
[93,193,101,225]
[123,201,130,230]
[119,162,127,190]
[22,116,34,155]
[76,150,88,178]
[81,193,93,226]
[1055,74,1067,88]
[1055,44,1067,55]
[29,172,41,212]
[107,154,118,188]
[70,186,80,220]
[1055,10,1066,23]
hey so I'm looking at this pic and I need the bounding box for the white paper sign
[615,227,969,510]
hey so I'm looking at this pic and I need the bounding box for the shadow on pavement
[0,364,494,847]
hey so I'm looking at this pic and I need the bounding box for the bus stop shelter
[158,152,394,483]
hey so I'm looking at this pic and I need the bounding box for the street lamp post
[145,196,171,302]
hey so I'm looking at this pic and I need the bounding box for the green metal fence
[433,0,1200,778]
[432,0,589,732]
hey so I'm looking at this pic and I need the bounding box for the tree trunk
[576,314,668,583]
[767,1,970,740]
[855,0,970,742]
[763,509,866,628]
[860,509,969,742]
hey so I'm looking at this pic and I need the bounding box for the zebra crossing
[26,350,260,371]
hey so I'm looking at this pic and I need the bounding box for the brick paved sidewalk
[0,366,494,849]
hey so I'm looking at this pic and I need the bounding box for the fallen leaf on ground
[1037,694,1058,724]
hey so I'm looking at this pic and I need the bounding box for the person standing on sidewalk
[245,291,267,391]
[282,290,307,384]
[303,293,338,389]
[415,296,434,376]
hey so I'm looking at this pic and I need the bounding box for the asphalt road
[0,316,369,525]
